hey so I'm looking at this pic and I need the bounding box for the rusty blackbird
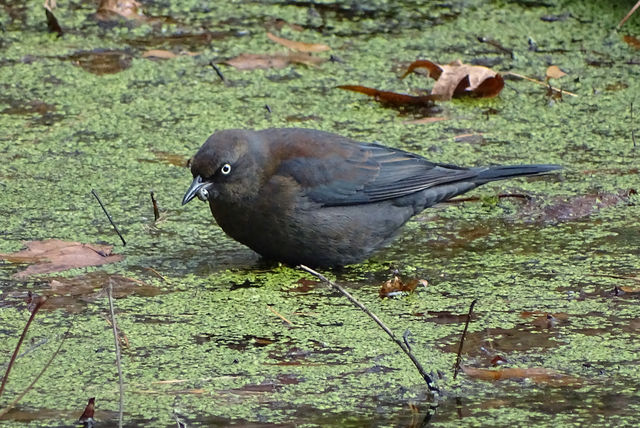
[182,128,560,267]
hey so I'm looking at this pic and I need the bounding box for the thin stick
[299,265,439,393]
[0,296,47,399]
[92,189,126,246]
[503,71,578,97]
[107,280,124,428]
[144,266,171,283]
[632,103,637,148]
[150,191,160,222]
[267,305,293,325]
[0,320,72,417]
[618,0,640,28]
[209,61,226,82]
[453,299,477,380]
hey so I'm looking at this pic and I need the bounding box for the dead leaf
[402,116,448,125]
[337,85,435,106]
[142,49,178,59]
[146,150,190,167]
[546,65,567,79]
[266,32,330,53]
[28,272,162,312]
[521,311,569,320]
[402,59,504,100]
[380,276,427,298]
[97,0,144,21]
[519,189,635,224]
[0,239,123,278]
[454,133,485,144]
[623,35,640,49]
[222,53,325,70]
[67,50,132,75]
[520,311,568,329]
[490,355,508,366]
[461,365,580,386]
[78,397,95,424]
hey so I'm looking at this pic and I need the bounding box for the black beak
[182,175,211,205]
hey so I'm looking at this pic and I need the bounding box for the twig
[173,409,188,428]
[209,61,226,82]
[477,36,514,58]
[298,265,439,393]
[402,330,412,352]
[0,296,47,399]
[91,189,126,246]
[267,305,293,325]
[453,299,477,380]
[107,280,124,428]
[0,320,72,417]
[503,71,578,97]
[632,102,637,148]
[618,0,640,28]
[150,191,160,222]
[144,266,171,283]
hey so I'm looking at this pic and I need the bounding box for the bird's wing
[277,141,478,207]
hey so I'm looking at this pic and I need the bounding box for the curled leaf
[402,59,504,100]
[97,0,144,21]
[338,85,435,106]
[380,276,427,298]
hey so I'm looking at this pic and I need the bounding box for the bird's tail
[474,164,561,184]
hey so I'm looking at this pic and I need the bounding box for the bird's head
[182,130,265,206]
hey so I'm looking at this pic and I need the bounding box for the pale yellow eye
[220,163,232,175]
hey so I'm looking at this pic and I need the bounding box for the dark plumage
[182,128,560,267]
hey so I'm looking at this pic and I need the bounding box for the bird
[182,128,560,267]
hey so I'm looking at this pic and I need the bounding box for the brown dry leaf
[620,285,640,293]
[266,32,330,53]
[546,65,567,79]
[337,85,435,106]
[380,276,427,298]
[521,311,568,329]
[149,150,190,167]
[402,59,504,100]
[402,116,448,125]
[520,311,569,320]
[49,272,160,298]
[0,239,123,278]
[623,35,640,49]
[78,397,95,424]
[142,49,178,59]
[461,365,580,386]
[67,50,132,75]
[97,0,145,21]
[520,189,635,224]
[41,272,162,312]
[223,53,325,70]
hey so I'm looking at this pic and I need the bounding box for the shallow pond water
[1,0,639,426]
